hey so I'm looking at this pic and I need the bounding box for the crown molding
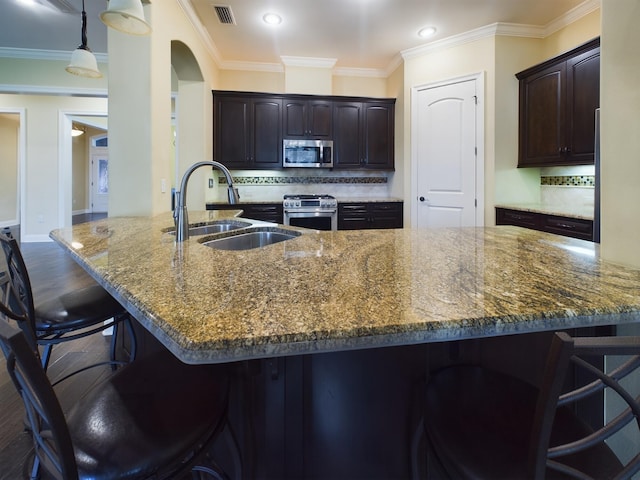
[0,84,108,97]
[544,0,601,36]
[175,0,223,67]
[0,47,108,63]
[280,56,337,68]
[333,66,388,78]
[218,60,283,73]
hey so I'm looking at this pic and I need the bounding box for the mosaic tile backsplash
[541,175,595,187]
[540,175,594,208]
[209,172,391,202]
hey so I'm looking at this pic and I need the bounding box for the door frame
[0,108,26,231]
[89,143,109,213]
[59,110,108,228]
[410,72,485,228]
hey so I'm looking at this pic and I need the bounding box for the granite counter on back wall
[50,211,640,364]
[495,202,594,220]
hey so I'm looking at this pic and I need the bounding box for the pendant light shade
[66,47,102,78]
[66,0,102,78]
[100,0,151,36]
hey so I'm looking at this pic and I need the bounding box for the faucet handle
[228,186,240,204]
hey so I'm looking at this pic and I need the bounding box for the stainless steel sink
[166,220,251,236]
[200,227,301,251]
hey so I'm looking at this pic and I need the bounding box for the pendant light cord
[80,0,89,50]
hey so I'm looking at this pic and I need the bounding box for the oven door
[284,209,337,231]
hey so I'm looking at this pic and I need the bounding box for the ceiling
[1,0,594,72]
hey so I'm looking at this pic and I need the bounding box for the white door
[415,77,480,228]
[90,153,109,213]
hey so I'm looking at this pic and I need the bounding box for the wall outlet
[161,178,166,193]
[37,214,44,223]
[208,178,214,188]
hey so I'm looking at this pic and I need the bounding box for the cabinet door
[518,63,565,167]
[283,100,306,138]
[370,202,403,229]
[363,103,394,169]
[333,102,363,168]
[308,100,333,138]
[253,98,282,168]
[214,96,252,168]
[283,99,332,139]
[565,48,600,165]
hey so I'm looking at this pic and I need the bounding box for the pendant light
[66,0,102,78]
[100,0,151,36]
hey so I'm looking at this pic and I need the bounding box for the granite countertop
[50,211,640,364]
[495,203,594,221]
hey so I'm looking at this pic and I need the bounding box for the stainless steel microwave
[283,139,333,168]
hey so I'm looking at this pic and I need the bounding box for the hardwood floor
[0,234,114,479]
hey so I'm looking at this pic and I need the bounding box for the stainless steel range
[283,194,338,231]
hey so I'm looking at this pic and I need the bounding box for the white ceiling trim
[175,0,224,68]
[333,66,389,79]
[401,23,508,61]
[280,56,337,69]
[0,84,108,97]
[0,47,108,63]
[217,60,283,73]
[545,0,601,36]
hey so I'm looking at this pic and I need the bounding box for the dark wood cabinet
[214,91,395,171]
[338,202,403,230]
[213,93,282,169]
[516,38,600,167]
[206,202,283,224]
[333,100,395,170]
[283,98,333,139]
[496,207,593,241]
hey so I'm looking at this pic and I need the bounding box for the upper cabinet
[213,91,395,170]
[283,98,333,139]
[516,38,600,167]
[333,100,395,170]
[213,93,282,169]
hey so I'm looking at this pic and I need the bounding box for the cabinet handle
[554,222,575,229]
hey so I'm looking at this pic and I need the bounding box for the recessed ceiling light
[418,26,437,38]
[263,13,282,25]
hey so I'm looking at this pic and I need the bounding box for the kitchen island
[50,210,640,362]
[50,211,640,479]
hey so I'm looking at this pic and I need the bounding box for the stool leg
[109,320,118,370]
[123,316,137,362]
[41,344,53,371]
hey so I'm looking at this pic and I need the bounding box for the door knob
[419,196,425,202]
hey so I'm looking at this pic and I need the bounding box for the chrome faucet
[173,161,240,242]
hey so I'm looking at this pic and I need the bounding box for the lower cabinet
[496,207,593,241]
[206,203,283,224]
[338,202,403,230]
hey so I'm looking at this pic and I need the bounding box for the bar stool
[0,230,136,376]
[0,319,231,479]
[421,332,640,479]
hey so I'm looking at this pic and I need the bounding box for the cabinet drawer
[206,203,283,224]
[338,202,403,230]
[541,215,593,241]
[496,208,539,228]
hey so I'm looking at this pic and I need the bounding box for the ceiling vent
[213,5,236,25]
[41,0,78,14]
